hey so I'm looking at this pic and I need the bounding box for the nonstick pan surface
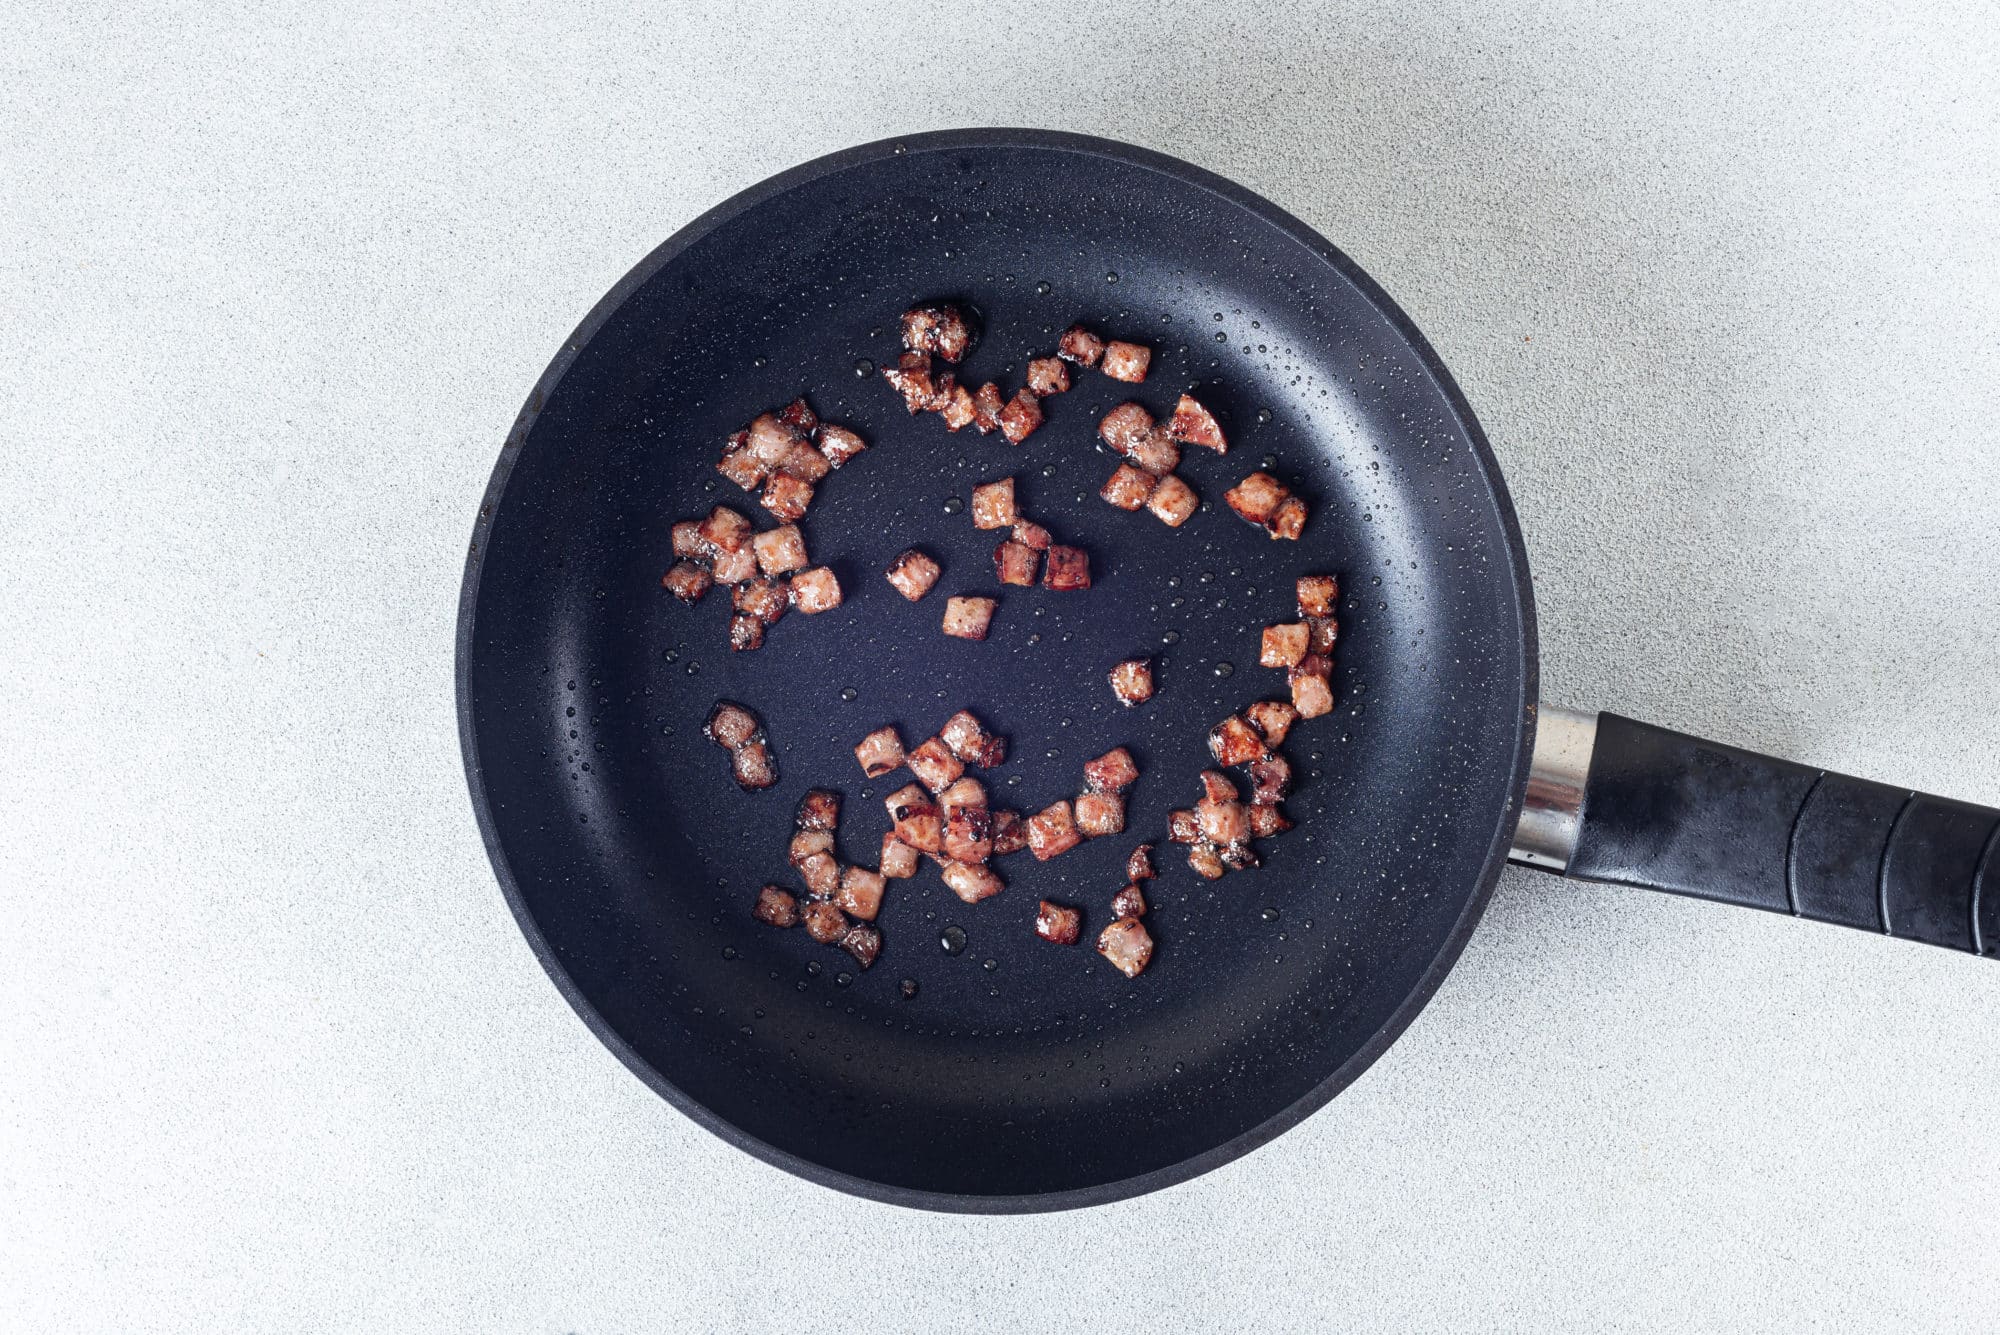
[458,130,1536,1210]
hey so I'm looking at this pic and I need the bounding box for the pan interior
[464,137,1531,1202]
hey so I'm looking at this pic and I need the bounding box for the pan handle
[1510,706,2000,957]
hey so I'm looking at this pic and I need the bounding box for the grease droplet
[1260,907,1281,923]
[854,358,874,378]
[940,925,967,955]
[982,958,999,972]
[1035,280,1052,295]
[901,979,920,999]
[942,496,964,515]
[840,687,858,701]
[1213,662,1234,678]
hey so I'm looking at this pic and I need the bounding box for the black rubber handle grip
[1569,713,2000,956]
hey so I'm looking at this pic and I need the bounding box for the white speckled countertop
[5,3,1998,1330]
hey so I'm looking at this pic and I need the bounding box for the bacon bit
[1107,658,1154,707]
[798,849,841,898]
[796,788,840,832]
[789,567,842,614]
[790,829,833,866]
[993,539,1041,586]
[1146,474,1198,527]
[1036,900,1082,945]
[705,701,760,750]
[939,710,1005,767]
[1111,883,1148,919]
[880,833,921,878]
[940,381,977,431]
[1127,844,1157,881]
[1101,340,1152,383]
[1098,402,1155,454]
[1296,575,1339,618]
[1100,463,1156,511]
[1043,545,1090,591]
[699,505,753,553]
[717,440,769,491]
[998,389,1044,444]
[1197,794,1249,846]
[1167,809,1200,843]
[662,561,713,603]
[1198,770,1239,803]
[1167,394,1227,452]
[1083,747,1139,793]
[745,414,799,469]
[990,808,1028,855]
[885,548,941,602]
[839,922,883,968]
[1026,357,1071,395]
[672,520,707,559]
[760,472,814,523]
[1223,471,1287,527]
[777,437,831,483]
[1186,842,1226,880]
[886,783,943,853]
[854,725,907,778]
[939,774,989,809]
[1074,791,1125,838]
[1011,519,1052,551]
[1245,753,1292,806]
[1307,616,1338,654]
[1247,804,1293,838]
[1289,655,1334,718]
[801,899,848,943]
[711,544,758,584]
[1269,495,1308,541]
[1208,715,1267,767]
[972,382,1005,433]
[730,740,777,790]
[752,524,808,576]
[734,576,789,626]
[940,859,1005,903]
[777,397,818,435]
[1097,917,1154,976]
[882,350,941,414]
[1125,430,1179,477]
[817,424,868,469]
[902,303,975,363]
[1260,623,1309,668]
[1220,841,1260,871]
[1026,800,1081,861]
[1057,323,1106,367]
[836,866,886,920]
[941,594,997,640]
[971,477,1017,529]
[753,885,799,927]
[1245,700,1299,747]
[727,614,764,653]
[943,801,995,865]
[906,737,966,794]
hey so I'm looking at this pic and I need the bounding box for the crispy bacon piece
[672,520,707,560]
[940,381,977,431]
[1247,804,1293,838]
[1208,715,1267,767]
[731,740,777,791]
[994,539,1041,586]
[1097,917,1153,977]
[1098,402,1155,455]
[972,382,1005,433]
[1083,747,1139,793]
[854,725,906,778]
[837,866,886,920]
[1197,794,1249,845]
[760,472,814,523]
[1147,474,1198,527]
[906,736,966,794]
[1307,616,1338,654]
[1111,883,1148,919]
[1101,340,1152,383]
[1186,842,1226,880]
[1026,800,1081,861]
[1269,496,1308,541]
[700,505,753,553]
[789,567,842,614]
[1036,900,1082,945]
[1296,575,1339,618]
[1289,655,1334,719]
[939,775,989,809]
[790,829,833,866]
[939,710,1005,767]
[796,788,840,832]
[727,614,764,652]
[1074,791,1125,838]
[802,899,848,943]
[1223,471,1287,527]
[798,850,841,898]
[1127,844,1156,881]
[712,544,757,584]
[817,424,868,469]
[745,413,800,469]
[941,595,997,640]
[753,885,799,927]
[705,701,760,750]
[839,922,883,968]
[1260,623,1308,668]
[1108,658,1154,707]
[901,303,975,363]
[1026,357,1071,395]
[998,389,1044,444]
[1057,323,1105,367]
[880,833,921,878]
[1125,430,1179,477]
[778,397,818,435]
[1220,840,1260,872]
[886,548,941,602]
[940,859,1004,904]
[1198,770,1239,803]
[886,782,943,853]
[990,808,1028,855]
[1043,545,1090,591]
[778,437,832,483]
[734,576,789,626]
[942,777,993,863]
[1100,463,1155,511]
[753,524,808,576]
[1167,394,1226,452]
[1246,700,1299,747]
[882,350,941,414]
[971,478,1017,530]
[662,561,713,603]
[1167,809,1200,843]
[1245,753,1292,806]
[716,439,769,491]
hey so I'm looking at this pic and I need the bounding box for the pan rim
[455,127,1540,1213]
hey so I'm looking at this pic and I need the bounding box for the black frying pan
[457,129,1999,1212]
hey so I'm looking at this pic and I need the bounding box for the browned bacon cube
[801,899,848,943]
[1083,747,1139,793]
[998,389,1044,444]
[1026,358,1071,395]
[885,548,941,602]
[1261,623,1309,668]
[700,504,753,553]
[777,397,818,435]
[854,725,906,778]
[1208,715,1267,767]
[901,303,975,363]
[797,849,841,898]
[1296,574,1339,618]
[1245,753,1292,806]
[752,885,799,928]
[760,471,814,523]
[1100,463,1156,511]
[971,477,1017,529]
[789,567,842,614]
[1246,700,1299,747]
[839,922,883,969]
[745,413,800,469]
[727,614,764,653]
[882,350,940,414]
[1197,795,1249,846]
[1100,340,1151,383]
[943,804,994,864]
[1074,791,1125,838]
[790,829,832,865]
[1124,429,1179,477]
[940,381,977,431]
[1268,495,1308,540]
[886,785,943,853]
[704,701,760,750]
[795,788,840,831]
[939,774,988,807]
[941,595,997,640]
[734,576,789,626]
[880,833,921,879]
[731,740,777,790]
[752,524,808,576]
[1108,658,1153,707]
[1098,402,1155,455]
[836,866,886,920]
[993,539,1041,587]
[1127,844,1157,881]
[1289,654,1334,718]
[1186,842,1226,880]
[1043,545,1090,591]
[1224,471,1288,527]
[777,437,831,483]
[1097,917,1154,977]
[1035,900,1082,945]
[1248,804,1294,838]
[906,736,966,794]
[711,544,757,584]
[1167,809,1200,843]
[990,808,1028,855]
[1198,770,1239,803]
[1111,883,1148,919]
[1146,474,1198,527]
[938,710,1002,766]
[1168,393,1226,452]
[1220,841,1260,872]
[941,859,1004,904]
[1057,323,1106,367]
[716,440,769,491]
[1025,800,1081,861]
[1010,522,1049,553]
[972,382,1005,433]
[1307,616,1338,654]
[672,520,708,560]
[662,561,713,603]
[817,424,867,469]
